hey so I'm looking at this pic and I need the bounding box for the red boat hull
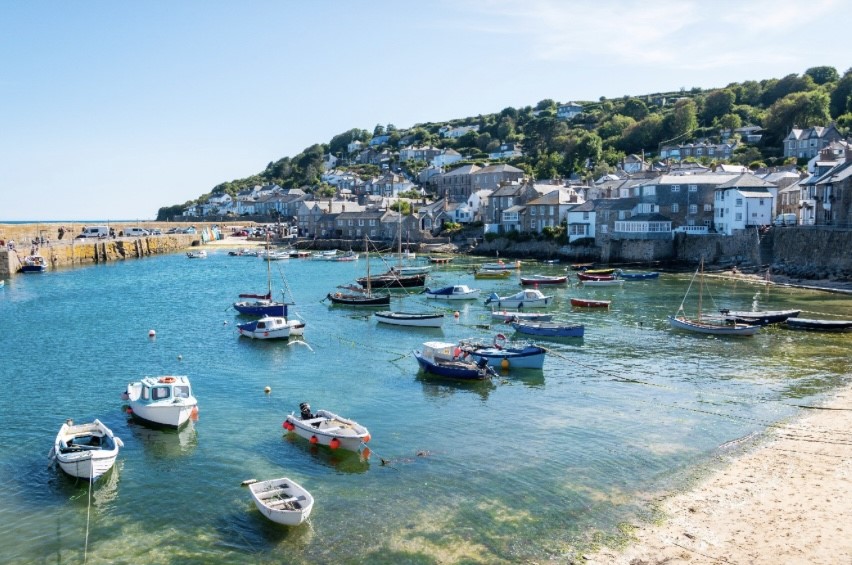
[570,298,611,308]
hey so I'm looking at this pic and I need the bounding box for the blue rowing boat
[511,321,584,338]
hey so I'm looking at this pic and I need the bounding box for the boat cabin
[132,376,193,404]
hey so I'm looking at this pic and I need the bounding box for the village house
[523,187,582,233]
[713,175,776,235]
[783,124,843,159]
[433,164,481,202]
[488,142,523,160]
[633,173,744,231]
[800,147,852,226]
[471,163,525,193]
[612,202,673,240]
[556,102,583,121]
[363,173,415,197]
[399,145,442,163]
[566,199,597,242]
[439,125,479,139]
[483,181,540,234]
[660,140,737,161]
[432,148,463,168]
[334,210,387,240]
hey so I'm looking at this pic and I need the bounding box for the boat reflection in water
[125,418,198,459]
[415,372,496,402]
[282,434,371,474]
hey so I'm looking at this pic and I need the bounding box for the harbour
[1,250,851,563]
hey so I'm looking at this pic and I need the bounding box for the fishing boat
[429,256,453,264]
[520,274,568,286]
[720,309,801,325]
[20,254,47,273]
[481,260,521,270]
[569,263,594,270]
[234,238,291,316]
[228,248,256,257]
[288,250,312,259]
[570,298,611,308]
[357,271,427,289]
[186,250,207,259]
[413,341,495,380]
[511,321,584,338]
[123,375,199,428]
[237,311,305,339]
[580,278,625,287]
[473,268,512,279]
[424,285,481,300]
[51,419,123,481]
[577,272,615,281]
[327,237,390,306]
[784,318,852,331]
[668,259,760,336]
[330,250,359,262]
[491,310,554,323]
[616,270,660,280]
[259,249,289,261]
[248,477,314,526]
[484,289,554,309]
[460,334,547,370]
[375,311,445,328]
[312,249,339,259]
[283,403,371,452]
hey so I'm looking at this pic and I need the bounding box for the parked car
[773,213,797,227]
[125,227,150,237]
[77,226,109,239]
[182,227,197,234]
[150,229,163,235]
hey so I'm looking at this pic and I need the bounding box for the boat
[20,254,47,273]
[186,250,207,259]
[51,418,123,481]
[237,312,305,339]
[511,321,584,338]
[720,309,801,325]
[569,263,594,270]
[491,310,554,323]
[570,298,611,308]
[375,311,445,328]
[520,274,568,286]
[616,270,660,280]
[228,248,256,257]
[260,250,290,261]
[248,477,314,526]
[424,285,481,300]
[583,268,616,275]
[473,268,512,279]
[784,318,852,331]
[413,341,495,380]
[481,260,521,270]
[357,271,427,289]
[580,278,625,287]
[484,289,554,309]
[288,250,312,259]
[460,334,547,370]
[668,260,760,337]
[330,250,359,262]
[123,375,199,428]
[312,250,339,259]
[576,272,615,281]
[327,237,391,306]
[234,238,291,316]
[283,403,371,452]
[390,264,431,275]
[429,256,453,264]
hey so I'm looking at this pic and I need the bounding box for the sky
[1,0,848,221]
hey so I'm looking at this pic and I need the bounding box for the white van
[773,213,797,227]
[125,227,150,237]
[78,226,109,238]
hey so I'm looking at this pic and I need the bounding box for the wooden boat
[375,311,445,328]
[186,250,208,259]
[237,314,305,339]
[283,404,371,451]
[358,271,427,288]
[784,318,852,331]
[491,310,553,323]
[248,477,314,526]
[123,375,199,428]
[424,285,481,300]
[234,238,291,316]
[569,263,594,270]
[429,256,453,264]
[668,259,760,337]
[720,309,800,325]
[484,289,554,309]
[51,419,123,481]
[577,272,614,281]
[413,341,495,380]
[474,269,511,279]
[20,254,47,273]
[520,274,568,286]
[583,268,615,275]
[327,237,390,306]
[460,334,547,370]
[570,298,611,308]
[617,270,660,280]
[511,321,584,338]
[481,260,521,270]
[581,278,624,287]
[390,264,431,275]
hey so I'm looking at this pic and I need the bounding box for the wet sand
[586,384,852,564]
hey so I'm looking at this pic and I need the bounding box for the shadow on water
[415,370,497,402]
[273,434,371,474]
[123,417,198,459]
[492,367,545,389]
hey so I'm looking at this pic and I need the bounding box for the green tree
[829,68,852,117]
[763,91,831,143]
[662,98,698,141]
[804,66,839,85]
[535,99,556,112]
[373,124,385,136]
[619,114,664,155]
[717,113,743,133]
[533,151,563,179]
[701,89,736,125]
[620,98,648,120]
[761,73,815,106]
[598,114,636,142]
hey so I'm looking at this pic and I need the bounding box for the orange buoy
[363,433,371,444]
[125,407,133,414]
[329,438,341,450]
[309,435,318,444]
[190,406,199,420]
[361,446,371,460]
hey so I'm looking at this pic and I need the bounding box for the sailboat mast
[697,258,704,321]
[266,233,272,297]
[365,235,371,296]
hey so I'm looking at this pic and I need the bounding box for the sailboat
[233,236,291,316]
[668,259,760,336]
[389,213,429,275]
[358,209,428,288]
[327,236,391,306]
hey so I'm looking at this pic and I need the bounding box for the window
[358,219,364,226]
[735,213,743,221]
[531,207,536,215]
[670,184,680,193]
[644,185,656,195]
[688,185,698,192]
[735,198,743,207]
[671,203,679,213]
[704,204,712,212]
[582,211,589,220]
[348,220,353,226]
[549,206,554,215]
[369,219,375,226]
[141,386,149,401]
[174,386,190,399]
[153,387,170,401]
[689,204,698,214]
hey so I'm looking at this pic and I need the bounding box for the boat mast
[697,257,704,321]
[266,233,272,297]
[365,235,371,296]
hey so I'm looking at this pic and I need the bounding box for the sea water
[1,253,850,564]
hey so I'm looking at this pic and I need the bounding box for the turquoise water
[1,254,850,564]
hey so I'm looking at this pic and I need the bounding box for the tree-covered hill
[158,65,852,220]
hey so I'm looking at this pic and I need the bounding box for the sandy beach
[586,384,852,564]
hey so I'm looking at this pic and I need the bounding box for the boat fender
[453,347,462,360]
[159,377,176,383]
[494,333,506,350]
[329,438,341,450]
[309,435,318,444]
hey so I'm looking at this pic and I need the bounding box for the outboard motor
[299,402,313,420]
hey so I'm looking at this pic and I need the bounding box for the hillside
[158,65,852,220]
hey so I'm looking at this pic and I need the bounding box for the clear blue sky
[1,0,848,221]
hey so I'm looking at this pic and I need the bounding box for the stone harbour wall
[768,228,852,280]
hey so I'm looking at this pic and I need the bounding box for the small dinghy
[283,404,371,452]
[186,250,207,259]
[491,310,553,323]
[511,320,584,338]
[784,318,852,331]
[720,309,800,325]
[570,298,611,308]
[413,341,496,380]
[520,274,568,286]
[375,311,445,327]
[51,419,123,481]
[248,477,314,526]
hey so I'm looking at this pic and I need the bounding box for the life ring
[159,377,176,384]
[493,333,506,350]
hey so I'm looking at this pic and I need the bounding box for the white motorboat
[480,260,521,270]
[248,477,314,526]
[484,289,554,309]
[51,419,123,481]
[186,250,207,259]
[375,311,445,327]
[123,375,198,428]
[283,404,371,452]
[424,284,481,300]
[237,315,305,339]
